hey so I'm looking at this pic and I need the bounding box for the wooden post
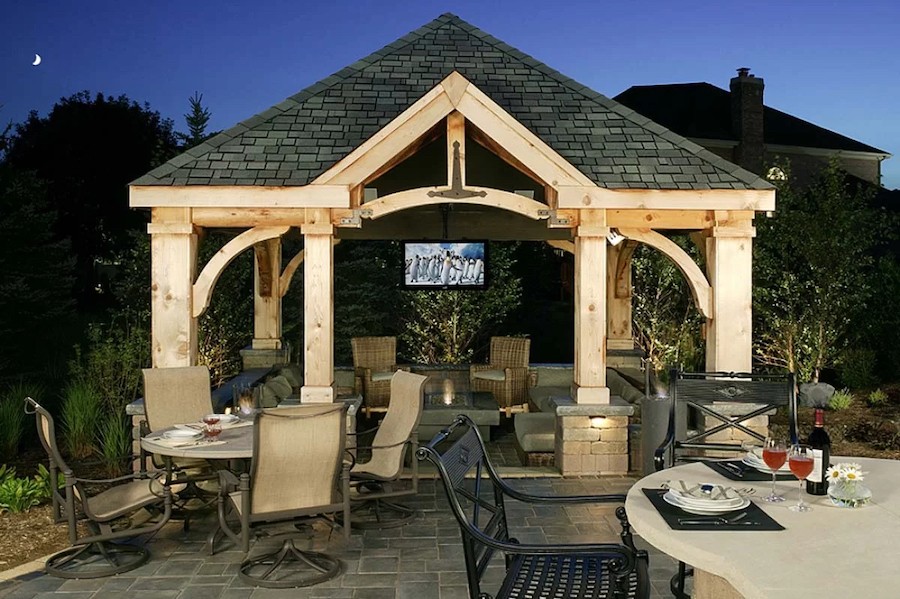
[300,209,335,403]
[149,208,198,367]
[607,242,635,351]
[573,210,610,404]
[705,218,755,372]
[252,238,282,350]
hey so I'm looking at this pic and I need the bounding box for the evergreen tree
[178,92,213,148]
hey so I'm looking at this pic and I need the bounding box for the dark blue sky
[2,0,898,188]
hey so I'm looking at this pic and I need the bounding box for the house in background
[615,68,892,190]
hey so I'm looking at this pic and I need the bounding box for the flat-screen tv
[403,240,488,289]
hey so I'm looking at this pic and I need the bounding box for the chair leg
[338,498,417,529]
[239,537,342,588]
[45,542,150,579]
[670,560,693,599]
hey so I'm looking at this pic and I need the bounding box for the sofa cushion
[607,369,644,404]
[515,413,556,453]
[528,386,569,413]
[472,369,506,381]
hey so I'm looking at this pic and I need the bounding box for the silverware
[678,512,752,526]
[721,462,745,478]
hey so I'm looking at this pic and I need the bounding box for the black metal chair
[653,370,798,598]
[25,397,174,579]
[417,414,649,599]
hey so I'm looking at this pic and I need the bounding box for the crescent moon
[32,54,41,66]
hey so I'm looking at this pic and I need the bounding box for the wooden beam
[468,125,545,187]
[573,213,610,404]
[447,111,466,187]
[607,209,714,230]
[192,226,289,318]
[362,187,550,221]
[130,185,351,208]
[279,239,341,298]
[613,240,637,299]
[546,239,575,254]
[301,230,334,403]
[558,187,775,211]
[253,238,282,349]
[618,227,712,319]
[705,228,754,372]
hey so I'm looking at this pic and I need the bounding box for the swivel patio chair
[654,369,798,599]
[351,336,399,416]
[418,414,649,599]
[24,397,174,579]
[345,370,427,528]
[470,336,531,415]
[214,404,351,588]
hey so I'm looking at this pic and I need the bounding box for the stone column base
[552,396,635,475]
[240,346,291,370]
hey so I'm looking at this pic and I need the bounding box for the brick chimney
[730,67,765,175]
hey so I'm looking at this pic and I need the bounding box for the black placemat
[642,488,785,531]
[704,460,795,482]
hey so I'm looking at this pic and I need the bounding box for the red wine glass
[202,414,221,443]
[788,444,814,512]
[761,437,787,502]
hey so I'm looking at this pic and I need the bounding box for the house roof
[614,82,888,155]
[133,14,771,191]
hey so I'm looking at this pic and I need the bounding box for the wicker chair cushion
[370,371,394,382]
[472,369,506,381]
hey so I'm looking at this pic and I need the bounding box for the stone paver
[0,478,678,599]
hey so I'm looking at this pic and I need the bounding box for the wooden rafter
[130,185,350,208]
[362,187,550,221]
[558,187,775,212]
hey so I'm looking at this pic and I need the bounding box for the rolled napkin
[665,480,741,502]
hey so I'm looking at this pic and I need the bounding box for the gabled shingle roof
[615,82,888,155]
[133,14,771,191]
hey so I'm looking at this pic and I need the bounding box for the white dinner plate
[665,483,746,508]
[162,429,202,441]
[203,413,239,425]
[664,491,750,515]
[742,454,791,473]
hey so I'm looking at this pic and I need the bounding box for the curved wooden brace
[545,239,575,254]
[614,240,638,299]
[278,239,341,298]
[364,187,550,221]
[617,228,712,319]
[192,226,290,318]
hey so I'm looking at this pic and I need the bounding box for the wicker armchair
[351,336,400,415]
[470,336,531,414]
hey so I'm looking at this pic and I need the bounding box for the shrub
[0,381,43,454]
[868,388,889,407]
[96,413,132,477]
[61,379,103,459]
[829,388,854,411]
[0,475,45,513]
[0,465,14,483]
[34,463,64,500]
[839,348,879,390]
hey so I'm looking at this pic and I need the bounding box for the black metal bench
[417,414,649,599]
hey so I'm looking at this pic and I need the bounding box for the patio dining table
[625,456,900,599]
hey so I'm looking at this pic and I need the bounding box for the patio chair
[654,369,797,599]
[24,397,174,579]
[214,403,351,588]
[469,336,531,415]
[351,336,400,416]
[345,370,427,528]
[418,414,649,599]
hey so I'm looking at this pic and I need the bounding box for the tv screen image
[403,241,487,289]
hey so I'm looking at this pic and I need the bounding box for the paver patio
[0,477,679,599]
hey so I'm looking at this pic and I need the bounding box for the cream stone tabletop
[141,421,254,460]
[626,457,900,599]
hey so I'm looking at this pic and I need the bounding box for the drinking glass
[788,444,814,512]
[202,414,221,443]
[761,437,787,502]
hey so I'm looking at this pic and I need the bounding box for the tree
[0,164,76,380]
[178,92,213,149]
[3,91,179,312]
[754,160,884,383]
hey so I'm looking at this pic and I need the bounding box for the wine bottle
[806,408,831,495]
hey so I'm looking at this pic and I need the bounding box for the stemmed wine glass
[202,414,221,443]
[761,437,787,502]
[788,444,814,512]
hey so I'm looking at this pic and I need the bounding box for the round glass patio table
[625,456,900,599]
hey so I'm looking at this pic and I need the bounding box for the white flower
[827,465,843,481]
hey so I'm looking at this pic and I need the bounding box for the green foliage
[0,382,43,454]
[828,388,854,411]
[867,388,889,407]
[61,379,103,459]
[0,465,14,482]
[754,160,883,383]
[0,165,76,381]
[178,92,213,148]
[4,91,179,310]
[34,463,64,497]
[839,347,879,390]
[0,475,45,514]
[399,242,522,364]
[96,414,132,477]
[632,238,705,374]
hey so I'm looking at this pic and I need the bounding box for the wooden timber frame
[131,71,773,404]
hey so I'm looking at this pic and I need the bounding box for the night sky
[2,0,898,188]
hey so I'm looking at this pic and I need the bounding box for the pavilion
[129,14,774,473]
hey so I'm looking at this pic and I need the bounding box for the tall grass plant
[96,414,132,477]
[0,381,44,454]
[62,379,102,459]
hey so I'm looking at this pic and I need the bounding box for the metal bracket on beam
[337,208,374,228]
[538,209,572,227]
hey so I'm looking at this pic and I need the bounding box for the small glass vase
[827,480,872,508]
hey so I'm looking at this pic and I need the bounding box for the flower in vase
[827,465,843,481]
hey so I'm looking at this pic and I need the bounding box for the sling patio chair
[24,397,174,579]
[351,336,401,416]
[345,370,427,528]
[213,403,351,588]
[654,369,798,599]
[418,414,649,599]
[470,336,532,416]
